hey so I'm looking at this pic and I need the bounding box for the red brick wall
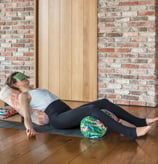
[156,1,158,107]
[98,0,158,107]
[0,0,35,85]
[0,0,158,107]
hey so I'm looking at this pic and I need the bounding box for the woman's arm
[19,92,37,138]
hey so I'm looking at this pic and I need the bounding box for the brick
[138,0,154,5]
[5,48,17,52]
[115,48,131,53]
[12,44,25,47]
[114,100,130,105]
[115,69,130,74]
[107,53,122,58]
[99,48,115,52]
[127,22,154,27]
[122,11,138,17]
[121,43,138,47]
[139,64,154,69]
[5,3,17,8]
[139,75,156,80]
[13,8,25,11]
[131,48,147,53]
[17,57,31,61]
[13,25,25,29]
[107,94,121,99]
[0,57,5,61]
[18,48,29,52]
[24,52,34,56]
[0,22,6,25]
[130,17,148,21]
[100,68,114,73]
[119,1,139,6]
[1,43,11,48]
[106,33,123,37]
[130,101,147,106]
[122,95,139,101]
[13,52,24,56]
[13,0,24,2]
[139,11,155,16]
[139,27,148,32]
[12,61,25,65]
[24,7,34,11]
[24,34,34,38]
[1,52,12,56]
[6,22,17,25]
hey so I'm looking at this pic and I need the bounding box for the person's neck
[20,86,33,92]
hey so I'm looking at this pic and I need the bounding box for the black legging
[45,98,147,139]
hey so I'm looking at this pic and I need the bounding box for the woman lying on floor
[6,72,158,139]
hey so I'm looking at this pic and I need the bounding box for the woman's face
[14,78,30,89]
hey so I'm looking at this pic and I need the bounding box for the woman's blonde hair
[5,72,20,90]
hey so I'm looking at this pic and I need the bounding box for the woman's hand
[26,128,37,138]
[19,92,36,138]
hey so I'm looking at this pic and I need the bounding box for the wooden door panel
[60,0,72,100]
[38,0,97,101]
[38,0,49,89]
[71,0,84,101]
[83,0,98,101]
[48,0,60,96]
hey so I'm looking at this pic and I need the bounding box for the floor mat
[0,120,83,137]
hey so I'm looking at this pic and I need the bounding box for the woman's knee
[93,98,110,107]
[88,107,102,116]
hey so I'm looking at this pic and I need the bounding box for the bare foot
[146,117,158,125]
[136,126,152,137]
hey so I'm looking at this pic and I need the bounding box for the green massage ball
[80,109,119,139]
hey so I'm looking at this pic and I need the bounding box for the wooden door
[37,0,97,101]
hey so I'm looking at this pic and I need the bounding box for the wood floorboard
[9,135,74,164]
[38,137,85,164]
[0,102,158,164]
[69,135,121,164]
[0,129,27,152]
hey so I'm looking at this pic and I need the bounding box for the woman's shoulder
[29,88,46,92]
[19,92,29,97]
[19,92,31,102]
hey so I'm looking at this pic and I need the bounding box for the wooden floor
[1,101,158,164]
